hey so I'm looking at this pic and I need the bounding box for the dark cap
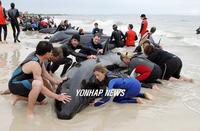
[71,34,80,42]
[113,24,118,29]
[140,14,146,18]
[11,3,15,8]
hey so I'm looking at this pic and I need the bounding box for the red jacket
[125,30,137,47]
[0,6,6,25]
[40,21,48,27]
[140,19,148,37]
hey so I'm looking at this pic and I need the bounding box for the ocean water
[53,15,200,47]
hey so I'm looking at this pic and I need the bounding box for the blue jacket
[79,39,103,55]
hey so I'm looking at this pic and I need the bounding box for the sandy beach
[1,18,200,131]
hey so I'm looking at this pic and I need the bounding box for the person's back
[125,24,138,47]
[110,30,125,47]
[129,57,154,73]
[8,7,19,24]
[110,24,125,47]
[147,49,174,67]
[8,3,20,43]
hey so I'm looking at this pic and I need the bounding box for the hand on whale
[56,93,71,104]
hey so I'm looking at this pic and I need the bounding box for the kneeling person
[8,41,71,117]
[93,64,153,106]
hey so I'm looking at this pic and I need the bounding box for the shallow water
[1,15,200,131]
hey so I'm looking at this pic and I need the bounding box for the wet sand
[0,31,200,131]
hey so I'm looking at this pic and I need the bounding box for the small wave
[183,97,200,115]
[153,30,185,40]
[165,33,184,39]
[182,37,200,47]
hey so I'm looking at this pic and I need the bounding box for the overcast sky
[1,0,200,15]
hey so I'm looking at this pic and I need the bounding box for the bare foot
[186,78,194,83]
[144,92,154,100]
[136,98,145,104]
[11,95,20,106]
[152,85,160,90]
[0,89,11,95]
[27,110,34,119]
[3,41,8,44]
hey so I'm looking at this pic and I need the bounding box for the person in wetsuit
[50,34,97,77]
[8,3,20,43]
[78,33,103,62]
[120,52,162,89]
[8,41,71,117]
[92,23,100,35]
[144,44,193,82]
[110,24,125,47]
[54,20,69,33]
[0,1,7,43]
[1,48,62,95]
[92,64,153,106]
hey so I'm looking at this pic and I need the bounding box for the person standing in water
[8,3,20,43]
[139,14,148,38]
[0,1,7,43]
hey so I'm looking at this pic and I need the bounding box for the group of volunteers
[0,2,193,118]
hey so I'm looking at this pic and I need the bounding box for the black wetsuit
[54,24,66,33]
[51,43,98,76]
[78,39,103,61]
[8,8,20,42]
[110,29,125,47]
[147,49,182,80]
[92,27,100,34]
[8,53,45,102]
